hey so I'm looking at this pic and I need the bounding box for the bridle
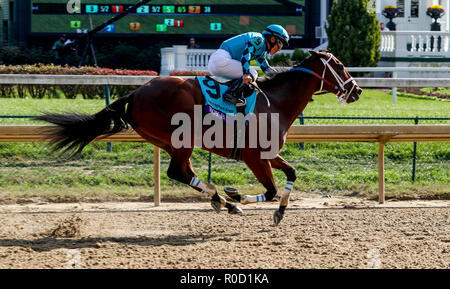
[319,54,357,103]
[291,53,357,103]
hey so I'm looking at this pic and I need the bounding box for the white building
[375,0,449,31]
[375,0,450,77]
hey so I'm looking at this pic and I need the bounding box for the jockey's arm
[256,55,274,77]
[240,43,255,85]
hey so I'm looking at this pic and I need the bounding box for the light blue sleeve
[256,56,273,75]
[240,44,254,75]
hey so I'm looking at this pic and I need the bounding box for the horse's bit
[318,54,358,103]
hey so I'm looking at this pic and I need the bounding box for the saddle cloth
[196,76,258,121]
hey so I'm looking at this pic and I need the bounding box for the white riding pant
[208,49,258,81]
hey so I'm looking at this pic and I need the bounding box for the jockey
[208,24,289,107]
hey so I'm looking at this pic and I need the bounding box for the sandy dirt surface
[0,194,448,269]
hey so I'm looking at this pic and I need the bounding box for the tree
[326,0,381,67]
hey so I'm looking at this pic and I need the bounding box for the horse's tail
[33,93,134,156]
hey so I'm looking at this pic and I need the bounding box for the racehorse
[34,50,362,225]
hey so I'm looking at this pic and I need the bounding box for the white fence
[0,73,449,106]
[346,67,450,103]
[381,31,450,57]
[0,74,449,89]
[318,32,450,57]
[160,45,296,75]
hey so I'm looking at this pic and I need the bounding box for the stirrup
[223,77,246,107]
[223,94,246,107]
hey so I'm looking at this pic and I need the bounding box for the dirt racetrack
[0,195,448,269]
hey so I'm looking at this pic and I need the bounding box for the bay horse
[34,50,361,225]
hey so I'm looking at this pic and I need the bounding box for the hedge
[0,64,158,99]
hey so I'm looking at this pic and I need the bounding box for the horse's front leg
[189,176,242,214]
[167,152,242,215]
[270,155,297,225]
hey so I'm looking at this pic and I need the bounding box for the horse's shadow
[0,232,240,252]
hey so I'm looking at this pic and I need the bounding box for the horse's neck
[265,72,319,128]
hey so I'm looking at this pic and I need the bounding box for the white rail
[0,74,448,90]
[381,31,450,57]
[186,49,215,71]
[160,45,297,75]
[346,67,450,72]
[345,67,450,103]
[0,73,448,104]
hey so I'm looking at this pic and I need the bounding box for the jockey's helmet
[262,25,289,47]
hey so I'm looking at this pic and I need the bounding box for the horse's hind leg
[167,149,242,214]
[270,155,297,225]
[231,156,294,225]
[235,159,278,205]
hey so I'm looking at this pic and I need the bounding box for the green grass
[0,98,106,125]
[300,89,449,124]
[0,88,449,201]
[420,87,450,96]
[1,88,448,125]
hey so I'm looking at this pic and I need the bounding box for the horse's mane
[256,55,314,90]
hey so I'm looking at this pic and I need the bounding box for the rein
[250,82,271,107]
[290,67,339,96]
[291,54,357,103]
[253,66,334,109]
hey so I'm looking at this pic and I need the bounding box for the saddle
[197,76,259,161]
[196,76,258,117]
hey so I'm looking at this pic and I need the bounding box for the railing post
[160,47,175,76]
[392,71,397,104]
[104,85,112,152]
[207,152,212,183]
[154,146,160,206]
[412,116,419,183]
[298,113,305,150]
[378,138,386,204]
[173,45,187,71]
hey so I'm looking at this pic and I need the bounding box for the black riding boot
[223,78,246,107]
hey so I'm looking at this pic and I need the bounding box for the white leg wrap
[241,193,266,204]
[280,181,294,206]
[190,177,216,197]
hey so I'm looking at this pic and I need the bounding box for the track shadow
[0,232,240,252]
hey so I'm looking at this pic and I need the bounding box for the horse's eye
[338,64,344,70]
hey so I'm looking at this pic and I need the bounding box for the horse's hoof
[211,200,222,213]
[228,205,243,215]
[224,187,240,202]
[273,210,284,225]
